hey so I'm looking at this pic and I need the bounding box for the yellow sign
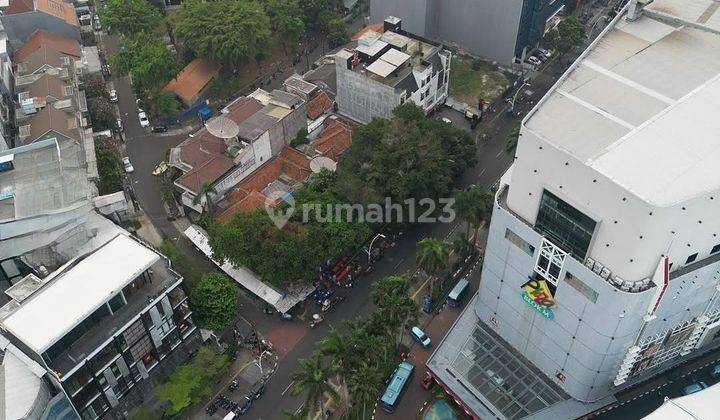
[522,279,556,309]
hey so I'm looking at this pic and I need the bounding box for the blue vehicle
[380,361,414,413]
[682,381,708,395]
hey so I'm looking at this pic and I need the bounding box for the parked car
[122,157,134,173]
[101,64,111,78]
[531,52,546,62]
[411,326,431,348]
[441,117,452,124]
[108,89,118,103]
[138,110,150,127]
[526,56,542,66]
[711,363,720,378]
[151,125,168,133]
[682,381,708,395]
[538,48,553,58]
[115,118,123,132]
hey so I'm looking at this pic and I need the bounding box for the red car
[421,372,435,390]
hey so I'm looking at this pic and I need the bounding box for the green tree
[80,74,108,99]
[547,16,586,62]
[301,0,342,30]
[290,127,309,147]
[101,0,164,36]
[147,89,180,117]
[454,186,493,245]
[192,181,217,215]
[325,17,349,49]
[505,124,521,154]
[263,0,305,52]
[95,141,122,195]
[189,273,239,331]
[110,33,177,93]
[88,97,116,131]
[371,276,418,348]
[416,238,449,300]
[155,346,230,415]
[347,361,383,419]
[452,236,474,261]
[128,407,158,420]
[318,327,348,371]
[290,354,339,418]
[172,0,270,65]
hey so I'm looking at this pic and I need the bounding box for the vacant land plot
[449,55,512,106]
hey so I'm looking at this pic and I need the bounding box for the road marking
[495,150,504,158]
[393,258,405,270]
[281,380,295,396]
[479,168,486,177]
[411,276,432,299]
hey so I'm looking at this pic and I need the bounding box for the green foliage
[290,127,309,147]
[301,0,342,30]
[190,273,239,330]
[324,17,349,48]
[547,16,586,59]
[95,140,122,195]
[148,89,180,117]
[453,186,493,237]
[172,0,270,65]
[128,407,158,420]
[101,0,164,36]
[209,178,370,286]
[155,346,230,415]
[159,240,202,287]
[505,124,520,154]
[336,104,476,208]
[290,353,340,416]
[81,74,108,99]
[416,239,449,278]
[263,0,305,47]
[110,33,177,93]
[88,97,116,131]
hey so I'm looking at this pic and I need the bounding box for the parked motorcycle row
[205,383,266,417]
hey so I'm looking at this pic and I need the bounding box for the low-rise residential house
[308,117,352,162]
[170,89,307,214]
[216,147,312,222]
[163,58,221,107]
[0,0,80,48]
[0,233,200,420]
[13,30,81,76]
[335,16,451,124]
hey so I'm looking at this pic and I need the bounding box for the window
[505,229,535,256]
[535,190,596,258]
[685,253,698,264]
[534,239,567,284]
[564,272,598,303]
[712,244,720,254]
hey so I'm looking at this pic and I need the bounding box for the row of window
[684,243,720,265]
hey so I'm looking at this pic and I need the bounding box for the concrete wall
[371,0,524,64]
[335,59,400,124]
[1,13,80,48]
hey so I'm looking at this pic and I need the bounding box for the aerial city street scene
[1,0,719,419]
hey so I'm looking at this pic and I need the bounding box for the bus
[380,361,415,413]
[447,278,470,307]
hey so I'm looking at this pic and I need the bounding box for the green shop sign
[521,291,554,319]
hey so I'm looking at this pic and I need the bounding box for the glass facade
[535,190,596,259]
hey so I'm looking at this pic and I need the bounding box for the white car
[526,56,542,66]
[441,117,452,124]
[122,157,134,173]
[109,89,118,103]
[116,118,123,132]
[411,326,431,348]
[538,48,553,58]
[138,110,150,127]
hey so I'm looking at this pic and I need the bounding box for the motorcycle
[229,379,239,392]
[309,313,324,328]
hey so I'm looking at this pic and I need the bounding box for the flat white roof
[1,234,159,352]
[356,39,388,57]
[643,382,720,419]
[379,48,411,67]
[367,59,397,78]
[524,0,720,206]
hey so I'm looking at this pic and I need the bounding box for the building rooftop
[0,138,89,221]
[14,30,80,75]
[310,117,353,162]
[18,104,81,146]
[0,336,48,420]
[3,0,79,26]
[1,234,160,353]
[524,0,720,207]
[163,58,220,104]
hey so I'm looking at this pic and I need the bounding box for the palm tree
[453,236,474,260]
[290,354,339,419]
[371,276,418,349]
[416,238,450,301]
[192,181,217,216]
[453,186,494,246]
[347,361,383,420]
[319,327,348,372]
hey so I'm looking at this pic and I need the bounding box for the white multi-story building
[335,16,450,124]
[428,1,720,418]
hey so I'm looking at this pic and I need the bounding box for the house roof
[312,118,353,161]
[5,0,79,25]
[175,153,234,194]
[177,131,228,168]
[14,30,80,72]
[21,73,69,100]
[223,96,264,123]
[306,91,333,120]
[164,58,221,103]
[18,105,80,146]
[216,147,311,222]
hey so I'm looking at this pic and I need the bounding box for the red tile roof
[14,30,81,64]
[4,0,35,14]
[175,154,235,194]
[305,91,333,120]
[164,58,221,103]
[216,147,311,223]
[224,96,263,124]
[177,131,228,168]
[313,119,353,162]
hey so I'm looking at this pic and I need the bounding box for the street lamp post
[511,82,531,108]
[366,233,386,264]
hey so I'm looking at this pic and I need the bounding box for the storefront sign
[521,292,554,319]
[521,278,556,319]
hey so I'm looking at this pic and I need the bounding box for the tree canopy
[172,0,271,65]
[262,0,305,49]
[336,104,476,207]
[88,97,116,131]
[95,140,122,195]
[547,16,586,59]
[155,346,229,414]
[101,0,164,36]
[454,185,494,240]
[110,33,177,93]
[189,273,239,331]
